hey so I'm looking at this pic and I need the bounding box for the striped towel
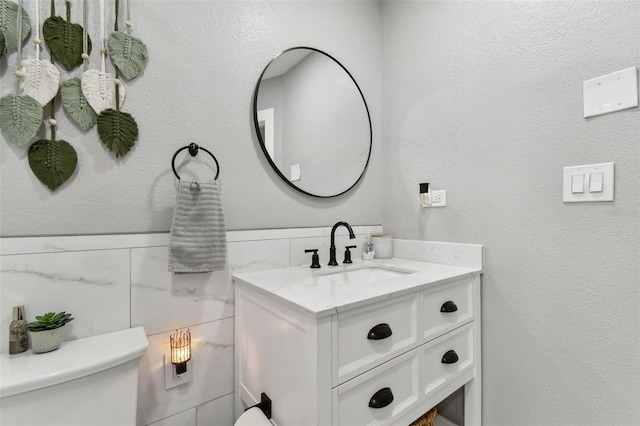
[168,180,226,273]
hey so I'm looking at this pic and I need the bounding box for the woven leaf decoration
[97,109,138,158]
[0,31,5,58]
[43,16,91,71]
[61,77,96,130]
[81,69,125,114]
[108,32,148,80]
[0,95,43,147]
[0,0,30,52]
[28,139,77,191]
[20,59,60,106]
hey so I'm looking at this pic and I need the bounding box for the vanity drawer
[421,322,474,397]
[333,350,420,426]
[422,276,474,342]
[334,293,418,385]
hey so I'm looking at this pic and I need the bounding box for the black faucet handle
[343,245,357,264]
[305,249,321,269]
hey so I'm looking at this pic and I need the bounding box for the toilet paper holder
[246,392,272,419]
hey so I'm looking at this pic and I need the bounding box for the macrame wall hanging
[0,0,30,57]
[0,0,42,148]
[42,0,90,71]
[28,115,78,191]
[61,0,96,130]
[1,0,147,190]
[20,0,59,107]
[28,0,78,191]
[108,0,147,80]
[96,0,139,158]
[81,0,124,115]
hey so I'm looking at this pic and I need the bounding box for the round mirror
[253,47,372,198]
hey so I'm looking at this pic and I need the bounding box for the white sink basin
[314,265,414,284]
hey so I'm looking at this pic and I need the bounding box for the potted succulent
[27,311,74,353]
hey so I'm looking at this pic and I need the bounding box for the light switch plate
[583,67,638,118]
[164,354,192,390]
[291,164,301,182]
[563,162,614,202]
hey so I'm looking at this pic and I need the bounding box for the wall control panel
[583,67,638,118]
[563,162,614,202]
[291,164,301,181]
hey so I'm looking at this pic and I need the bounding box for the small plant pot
[29,327,65,353]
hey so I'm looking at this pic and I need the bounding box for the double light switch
[570,172,603,193]
[563,163,614,202]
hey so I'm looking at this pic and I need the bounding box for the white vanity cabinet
[234,258,481,426]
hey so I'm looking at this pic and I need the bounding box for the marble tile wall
[392,239,483,269]
[0,225,380,426]
[0,249,131,353]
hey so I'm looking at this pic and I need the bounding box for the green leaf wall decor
[0,95,43,147]
[0,31,5,58]
[43,16,91,71]
[81,69,126,114]
[108,32,148,80]
[20,58,60,106]
[28,139,78,191]
[0,0,30,52]
[97,109,138,158]
[61,77,97,130]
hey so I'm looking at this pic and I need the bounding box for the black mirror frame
[252,46,373,198]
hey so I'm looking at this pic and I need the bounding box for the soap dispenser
[363,230,375,260]
[9,305,28,354]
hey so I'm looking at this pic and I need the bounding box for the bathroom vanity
[234,240,482,426]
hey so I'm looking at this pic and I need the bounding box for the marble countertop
[233,258,482,318]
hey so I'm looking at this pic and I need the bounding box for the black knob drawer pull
[440,301,458,313]
[368,387,394,409]
[441,349,459,364]
[367,323,392,340]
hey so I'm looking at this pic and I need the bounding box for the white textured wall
[0,1,382,236]
[382,1,639,425]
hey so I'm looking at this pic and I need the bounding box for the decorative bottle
[9,305,28,354]
[363,230,375,260]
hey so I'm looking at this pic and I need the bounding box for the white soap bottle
[363,230,375,260]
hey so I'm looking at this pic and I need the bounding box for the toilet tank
[0,326,148,426]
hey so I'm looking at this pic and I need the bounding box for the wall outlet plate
[425,190,446,207]
[164,354,192,390]
[583,67,638,118]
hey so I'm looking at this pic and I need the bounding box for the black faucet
[329,221,355,266]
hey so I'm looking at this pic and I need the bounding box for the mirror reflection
[254,47,372,197]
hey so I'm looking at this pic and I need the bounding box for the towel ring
[172,143,220,180]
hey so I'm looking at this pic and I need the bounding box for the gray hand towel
[168,180,226,273]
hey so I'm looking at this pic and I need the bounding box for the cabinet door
[333,350,420,426]
[422,277,474,343]
[334,293,418,385]
[421,322,474,398]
